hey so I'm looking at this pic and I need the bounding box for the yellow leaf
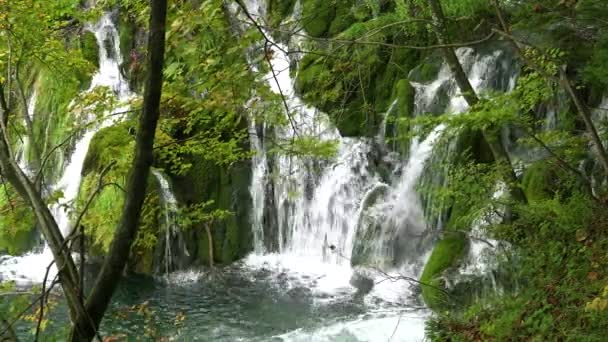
[576,229,588,242]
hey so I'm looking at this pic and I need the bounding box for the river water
[97,261,427,341]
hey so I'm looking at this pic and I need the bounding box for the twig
[388,312,403,341]
[34,260,57,341]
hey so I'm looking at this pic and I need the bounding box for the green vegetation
[420,232,468,310]
[0,185,36,255]
[3,0,608,340]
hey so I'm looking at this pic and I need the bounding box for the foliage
[0,184,36,255]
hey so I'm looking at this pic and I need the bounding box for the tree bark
[70,0,168,340]
[427,0,527,204]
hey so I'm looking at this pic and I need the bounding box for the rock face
[172,153,253,267]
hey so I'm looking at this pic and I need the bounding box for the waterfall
[151,169,188,274]
[0,12,131,284]
[248,118,267,253]
[242,0,519,315]
[16,88,38,173]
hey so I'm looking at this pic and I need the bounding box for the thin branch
[71,161,117,238]
[264,26,497,51]
[34,260,57,341]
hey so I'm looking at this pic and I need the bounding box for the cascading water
[0,12,131,284]
[248,118,268,253]
[16,88,38,173]
[151,169,189,274]
[239,2,520,335]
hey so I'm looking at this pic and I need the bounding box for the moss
[301,0,336,37]
[453,129,494,165]
[34,71,82,183]
[80,31,99,69]
[77,127,162,273]
[117,10,145,91]
[522,160,558,202]
[82,122,134,176]
[328,3,355,37]
[409,54,443,84]
[420,232,469,311]
[267,0,296,27]
[386,79,415,154]
[76,123,136,256]
[295,13,424,137]
[0,187,37,255]
[131,190,162,274]
[78,174,125,255]
[374,48,420,113]
[172,153,252,266]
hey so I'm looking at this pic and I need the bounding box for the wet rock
[349,272,374,297]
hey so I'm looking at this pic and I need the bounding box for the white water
[151,169,186,274]
[238,3,520,335]
[0,13,131,284]
[16,88,38,173]
[248,118,267,253]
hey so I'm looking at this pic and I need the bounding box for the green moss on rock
[522,160,558,202]
[386,79,415,154]
[328,4,355,36]
[34,71,83,183]
[420,232,469,311]
[82,122,134,176]
[0,187,37,255]
[77,125,162,273]
[301,0,336,37]
[295,13,423,137]
[80,31,99,69]
[267,0,296,27]
[172,153,252,266]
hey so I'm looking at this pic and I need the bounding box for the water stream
[151,169,190,274]
[0,12,131,284]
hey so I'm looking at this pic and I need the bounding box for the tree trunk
[70,0,168,340]
[426,0,527,204]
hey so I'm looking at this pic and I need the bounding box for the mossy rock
[419,232,469,311]
[0,190,37,256]
[301,0,336,37]
[267,0,297,27]
[454,129,494,165]
[328,3,355,36]
[172,154,252,266]
[82,122,134,176]
[295,15,422,137]
[34,71,83,183]
[118,11,146,91]
[386,79,415,154]
[521,160,559,202]
[80,31,100,69]
[409,54,443,84]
